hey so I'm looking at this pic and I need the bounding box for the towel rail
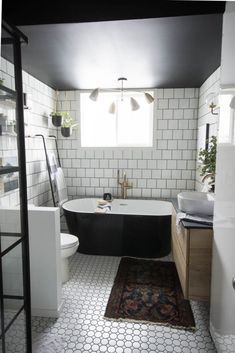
[25,134,64,209]
[34,134,56,206]
[25,134,61,167]
[49,135,61,167]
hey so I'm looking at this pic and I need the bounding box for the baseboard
[32,300,64,318]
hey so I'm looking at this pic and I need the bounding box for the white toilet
[60,233,79,283]
[53,166,80,282]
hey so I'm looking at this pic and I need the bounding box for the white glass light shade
[130,97,140,111]
[205,92,217,106]
[230,96,235,109]
[89,88,99,101]
[109,102,116,114]
[144,92,154,104]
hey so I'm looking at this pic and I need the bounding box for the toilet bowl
[60,233,79,283]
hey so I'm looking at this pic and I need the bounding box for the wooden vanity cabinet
[171,207,213,301]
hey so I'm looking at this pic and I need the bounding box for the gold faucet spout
[117,170,133,199]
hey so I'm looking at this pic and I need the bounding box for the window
[80,91,154,147]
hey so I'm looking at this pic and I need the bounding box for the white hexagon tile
[5,253,217,353]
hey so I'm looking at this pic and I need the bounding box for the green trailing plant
[50,111,67,127]
[50,111,66,117]
[198,135,217,183]
[61,112,74,128]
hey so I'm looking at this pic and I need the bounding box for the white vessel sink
[177,191,215,216]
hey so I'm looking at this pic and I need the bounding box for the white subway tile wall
[196,67,220,191]
[57,87,199,200]
[0,57,58,300]
[0,57,58,208]
[0,55,219,208]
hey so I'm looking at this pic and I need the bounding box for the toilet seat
[61,233,79,249]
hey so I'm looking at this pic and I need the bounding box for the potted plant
[198,135,217,192]
[50,111,64,127]
[61,113,78,137]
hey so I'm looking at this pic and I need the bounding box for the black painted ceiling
[2,1,225,90]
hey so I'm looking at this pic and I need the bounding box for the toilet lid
[61,233,79,249]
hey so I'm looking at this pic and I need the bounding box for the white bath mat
[33,334,65,353]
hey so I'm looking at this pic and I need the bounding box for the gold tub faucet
[117,170,133,199]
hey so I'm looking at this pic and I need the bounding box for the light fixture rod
[118,77,127,101]
[90,77,154,114]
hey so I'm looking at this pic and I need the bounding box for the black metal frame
[49,135,61,167]
[26,134,62,207]
[205,123,210,151]
[0,21,32,353]
[35,134,56,207]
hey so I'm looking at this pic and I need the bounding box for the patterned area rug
[104,257,195,330]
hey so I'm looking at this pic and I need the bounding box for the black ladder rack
[0,21,32,353]
[28,134,62,207]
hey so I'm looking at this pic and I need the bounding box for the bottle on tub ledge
[103,193,112,201]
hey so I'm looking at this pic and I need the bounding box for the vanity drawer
[188,229,213,300]
[171,207,213,301]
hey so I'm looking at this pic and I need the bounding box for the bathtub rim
[62,197,172,216]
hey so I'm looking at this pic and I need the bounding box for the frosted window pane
[117,93,153,147]
[81,93,116,147]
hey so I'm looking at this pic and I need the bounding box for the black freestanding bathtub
[62,198,172,258]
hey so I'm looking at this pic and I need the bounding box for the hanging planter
[60,112,76,138]
[60,113,79,138]
[52,115,62,127]
[61,126,71,137]
[50,112,63,127]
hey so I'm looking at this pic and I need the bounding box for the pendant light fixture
[89,88,99,101]
[89,77,154,114]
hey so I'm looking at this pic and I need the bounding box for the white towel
[176,212,186,234]
[94,207,111,213]
[176,211,213,227]
[97,203,111,210]
[54,167,68,206]
[47,153,58,181]
[176,212,187,226]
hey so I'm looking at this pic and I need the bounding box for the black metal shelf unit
[0,166,20,175]
[0,21,32,353]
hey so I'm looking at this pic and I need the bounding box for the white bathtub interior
[62,198,172,216]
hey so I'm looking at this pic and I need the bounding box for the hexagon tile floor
[4,252,217,353]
